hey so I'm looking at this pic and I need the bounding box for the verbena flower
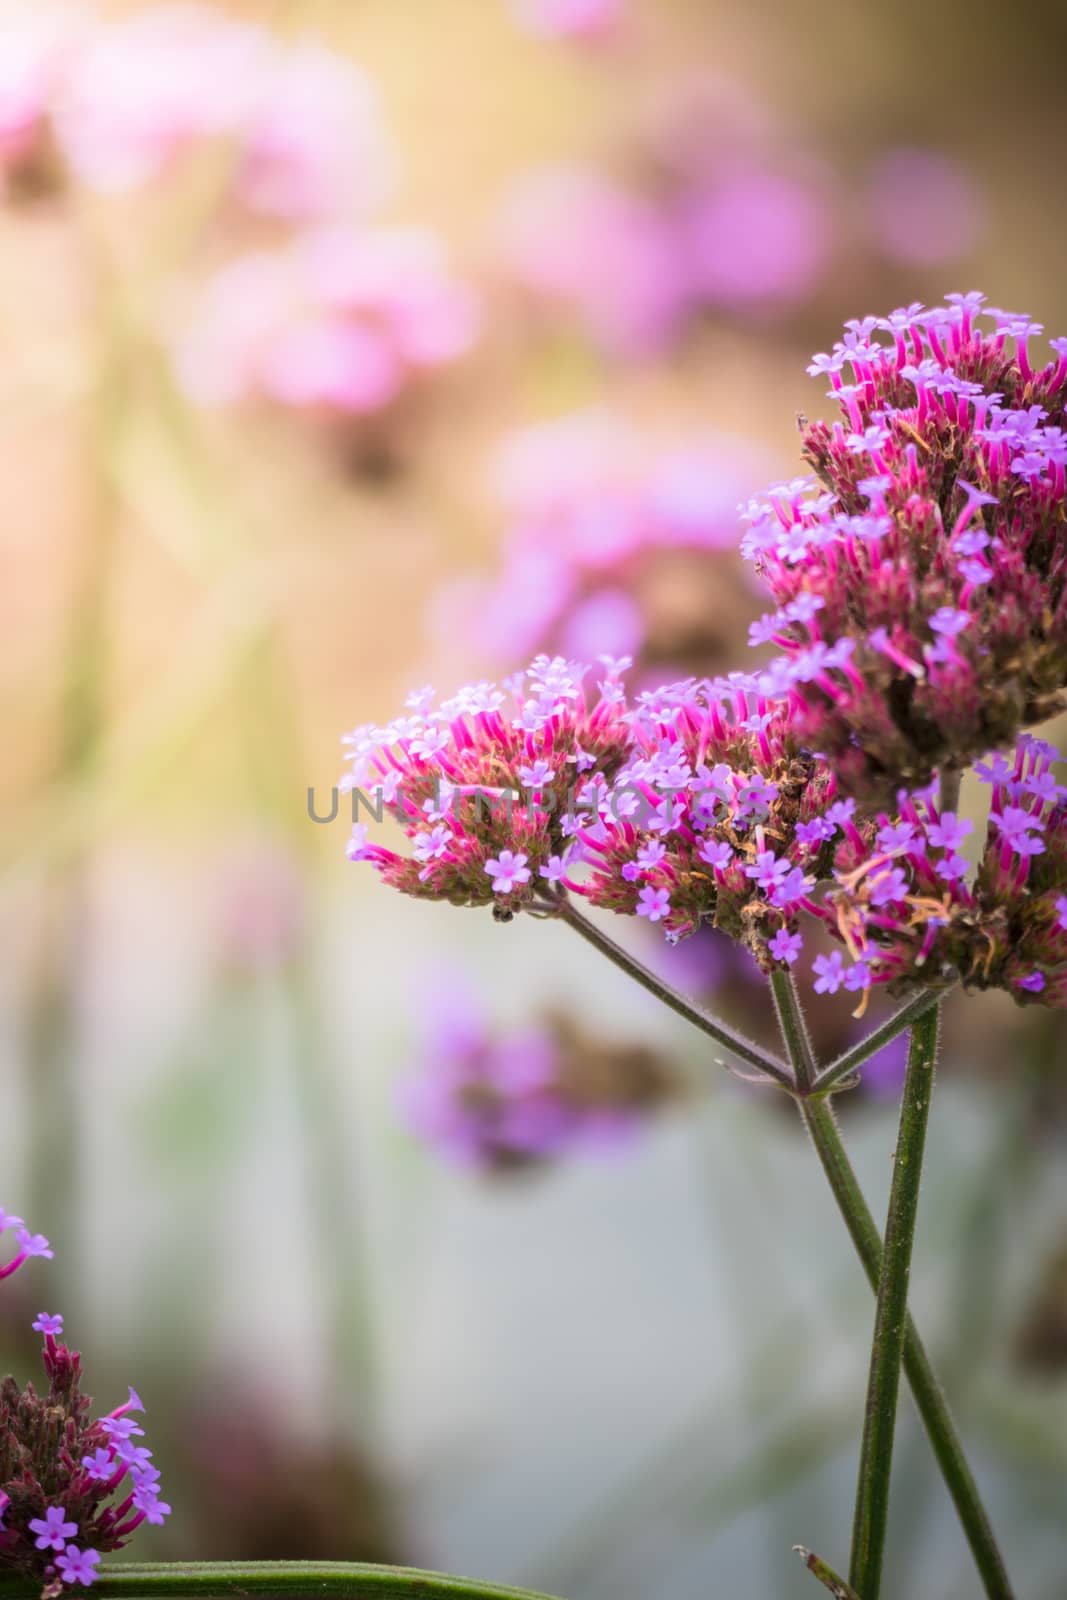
[745,293,1067,800]
[575,674,869,959]
[341,667,1067,1015]
[814,735,1067,1008]
[342,656,634,912]
[177,227,477,419]
[1,1217,169,1595]
[432,411,761,669]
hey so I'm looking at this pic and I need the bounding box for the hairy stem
[848,1005,939,1599]
[553,897,795,1090]
[773,973,1013,1599]
[811,988,945,1098]
[0,1565,562,1600]
[801,1097,1014,1597]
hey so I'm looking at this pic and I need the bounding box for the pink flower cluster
[0,4,392,220]
[176,226,478,418]
[0,1211,168,1593]
[342,656,634,911]
[498,159,828,357]
[745,294,1067,800]
[497,91,982,361]
[434,412,760,665]
[508,0,623,42]
[342,651,1067,1013]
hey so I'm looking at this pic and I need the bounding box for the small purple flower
[825,799,856,826]
[132,1487,171,1526]
[29,1508,78,1552]
[56,1547,101,1587]
[997,805,1045,857]
[1017,971,1046,993]
[769,928,803,965]
[101,1416,145,1444]
[796,817,835,846]
[519,759,555,787]
[636,886,671,923]
[868,868,909,907]
[925,812,973,852]
[769,866,811,909]
[935,852,971,883]
[16,1230,53,1261]
[843,960,871,993]
[929,606,971,638]
[1056,895,1067,932]
[81,1449,116,1483]
[540,855,566,883]
[0,1209,24,1234]
[813,951,846,994]
[699,839,733,870]
[876,821,916,852]
[31,1312,64,1338]
[745,849,790,892]
[636,840,667,871]
[484,850,532,894]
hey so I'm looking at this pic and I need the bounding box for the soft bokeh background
[2,1,1067,1596]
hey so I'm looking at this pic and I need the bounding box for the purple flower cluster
[343,650,1067,1014]
[573,674,867,958]
[497,78,983,361]
[1,1212,169,1594]
[177,226,478,419]
[813,736,1067,1007]
[397,977,678,1170]
[433,412,760,667]
[342,655,634,911]
[498,158,829,358]
[0,5,391,219]
[744,294,1067,800]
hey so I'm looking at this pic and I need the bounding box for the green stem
[772,974,1013,1599]
[553,898,796,1090]
[848,1005,939,1600]
[810,989,945,1098]
[801,1097,1013,1597]
[794,1547,861,1600]
[554,918,1012,1595]
[0,1564,562,1600]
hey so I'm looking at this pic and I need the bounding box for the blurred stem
[0,1564,562,1600]
[26,253,126,1267]
[553,897,795,1089]
[234,590,382,1444]
[848,1005,939,1600]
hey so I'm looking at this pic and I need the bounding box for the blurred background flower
[1,1,1066,1596]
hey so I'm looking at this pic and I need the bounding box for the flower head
[811,736,1067,1008]
[2,1253,168,1588]
[745,295,1067,801]
[340,656,634,913]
